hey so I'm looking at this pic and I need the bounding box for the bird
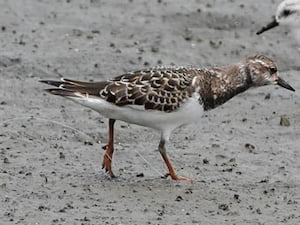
[40,55,295,181]
[256,0,300,35]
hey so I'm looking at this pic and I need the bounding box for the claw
[163,173,195,182]
[159,144,196,182]
[102,151,115,178]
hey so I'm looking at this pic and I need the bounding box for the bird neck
[198,64,253,110]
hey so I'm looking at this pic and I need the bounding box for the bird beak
[276,77,295,91]
[256,18,279,35]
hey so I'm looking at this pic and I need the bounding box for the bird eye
[283,9,291,17]
[269,67,277,74]
[280,9,296,18]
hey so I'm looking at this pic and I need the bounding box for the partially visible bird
[40,55,295,181]
[257,0,300,35]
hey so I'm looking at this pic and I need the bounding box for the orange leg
[102,119,116,178]
[158,139,194,182]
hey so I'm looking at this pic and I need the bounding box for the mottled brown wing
[99,68,197,112]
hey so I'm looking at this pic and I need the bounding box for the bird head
[256,0,300,34]
[245,55,295,91]
[276,0,300,26]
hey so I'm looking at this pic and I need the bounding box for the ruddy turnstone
[40,55,295,181]
[256,0,300,35]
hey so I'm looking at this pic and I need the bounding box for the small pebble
[245,143,255,152]
[218,204,229,211]
[211,143,220,148]
[84,141,93,145]
[175,196,183,201]
[91,30,100,34]
[3,157,9,163]
[264,93,271,99]
[280,116,290,127]
[234,194,239,200]
[256,208,262,214]
[136,173,144,177]
[203,158,209,164]
[59,152,65,159]
[151,46,159,53]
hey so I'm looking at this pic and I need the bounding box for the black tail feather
[39,80,64,87]
[40,78,107,96]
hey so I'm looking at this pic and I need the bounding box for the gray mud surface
[1,0,300,224]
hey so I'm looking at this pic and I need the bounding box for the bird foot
[163,173,195,182]
[102,152,115,178]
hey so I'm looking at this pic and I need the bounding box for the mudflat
[1,0,299,224]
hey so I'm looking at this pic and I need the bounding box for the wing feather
[41,67,199,113]
[101,68,197,112]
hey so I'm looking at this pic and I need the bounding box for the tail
[39,78,108,97]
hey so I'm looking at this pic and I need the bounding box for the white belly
[68,94,204,132]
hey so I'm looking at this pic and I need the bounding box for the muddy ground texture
[0,0,300,224]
